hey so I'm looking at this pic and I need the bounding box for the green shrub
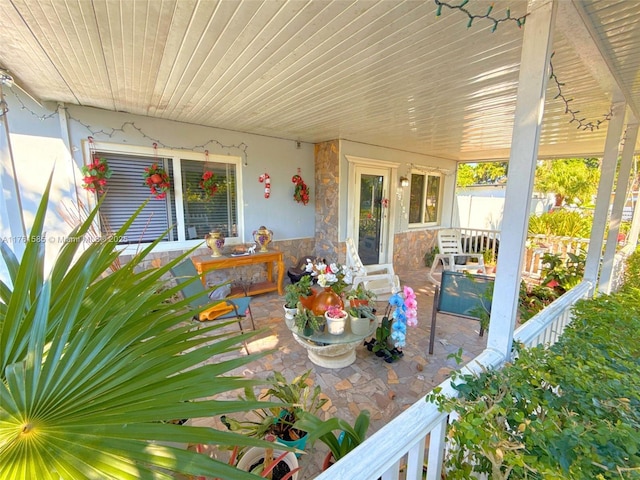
[528,210,592,238]
[540,252,585,293]
[427,287,640,479]
[623,245,640,290]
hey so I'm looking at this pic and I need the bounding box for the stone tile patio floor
[191,266,487,478]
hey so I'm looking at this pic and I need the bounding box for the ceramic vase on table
[309,287,344,316]
[204,231,225,257]
[253,226,273,252]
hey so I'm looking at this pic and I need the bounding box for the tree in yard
[457,162,507,187]
[535,157,600,207]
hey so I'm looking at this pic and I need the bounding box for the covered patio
[1,0,640,479]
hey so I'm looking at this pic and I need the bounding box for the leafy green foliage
[623,245,640,291]
[541,252,585,293]
[517,281,559,322]
[427,287,640,479]
[293,410,371,462]
[457,162,507,187]
[284,275,312,308]
[528,210,592,238]
[423,246,439,267]
[0,180,273,480]
[535,158,600,206]
[293,304,324,333]
[221,370,327,442]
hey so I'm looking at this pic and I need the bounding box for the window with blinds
[180,159,238,239]
[98,154,175,244]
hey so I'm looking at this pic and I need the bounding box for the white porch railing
[313,281,593,480]
[456,228,591,278]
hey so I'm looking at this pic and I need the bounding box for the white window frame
[407,170,442,228]
[84,141,244,254]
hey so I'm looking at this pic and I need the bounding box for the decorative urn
[252,226,273,252]
[205,231,225,257]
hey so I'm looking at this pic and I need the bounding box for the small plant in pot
[324,305,348,335]
[293,410,371,471]
[345,283,377,307]
[348,303,377,336]
[221,370,328,454]
[230,435,300,480]
[283,275,313,326]
[293,303,324,335]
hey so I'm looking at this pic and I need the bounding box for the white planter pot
[283,304,297,329]
[350,313,373,336]
[324,310,347,335]
[236,446,299,479]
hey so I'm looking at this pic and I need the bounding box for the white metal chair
[428,229,485,285]
[345,237,400,299]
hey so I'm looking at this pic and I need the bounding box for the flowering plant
[292,174,310,205]
[325,305,347,319]
[200,170,221,198]
[81,156,112,194]
[389,286,418,348]
[364,285,417,363]
[305,259,353,295]
[143,163,171,199]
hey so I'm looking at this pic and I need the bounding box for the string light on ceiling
[433,0,527,32]
[6,87,250,165]
[433,1,611,131]
[549,54,612,131]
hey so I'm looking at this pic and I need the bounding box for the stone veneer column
[314,140,340,262]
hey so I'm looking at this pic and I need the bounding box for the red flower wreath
[143,163,171,199]
[200,170,221,198]
[81,156,112,194]
[292,174,310,205]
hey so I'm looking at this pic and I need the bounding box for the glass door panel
[358,174,384,265]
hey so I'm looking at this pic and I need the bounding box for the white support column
[0,82,26,257]
[584,102,626,286]
[599,122,638,293]
[487,0,557,358]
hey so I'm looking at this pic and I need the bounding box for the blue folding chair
[170,260,255,353]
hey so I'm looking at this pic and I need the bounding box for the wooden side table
[191,250,285,296]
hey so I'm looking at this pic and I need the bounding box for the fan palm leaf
[0,178,280,479]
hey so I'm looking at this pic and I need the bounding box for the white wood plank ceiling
[1,0,639,161]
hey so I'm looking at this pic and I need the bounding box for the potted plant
[234,441,300,480]
[348,303,377,336]
[324,305,348,335]
[293,410,371,471]
[283,275,313,327]
[345,283,377,307]
[293,303,324,335]
[364,286,418,363]
[1,180,279,479]
[221,370,328,454]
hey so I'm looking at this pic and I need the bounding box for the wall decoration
[81,156,112,194]
[200,150,221,198]
[292,168,310,205]
[82,136,112,194]
[143,163,171,199]
[259,173,271,198]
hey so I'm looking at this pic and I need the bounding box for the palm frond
[0,182,276,479]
